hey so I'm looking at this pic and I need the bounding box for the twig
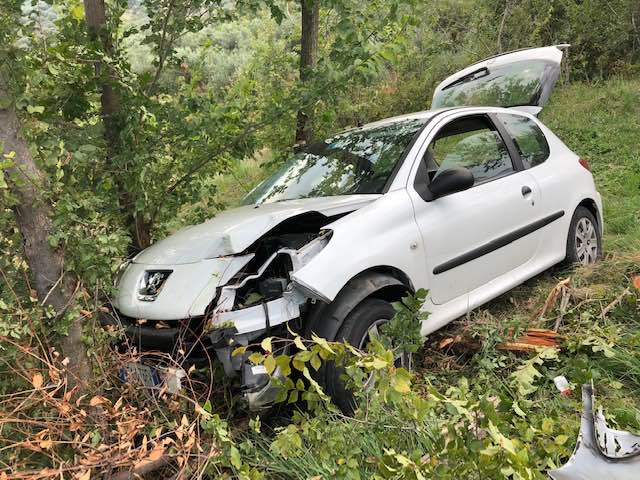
[536,277,571,323]
[601,287,631,319]
[111,455,172,480]
[553,287,572,332]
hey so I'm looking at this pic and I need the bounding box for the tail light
[579,158,591,172]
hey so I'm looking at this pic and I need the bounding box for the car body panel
[548,384,640,480]
[292,188,427,300]
[403,108,544,305]
[113,256,251,320]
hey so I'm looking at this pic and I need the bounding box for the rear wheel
[565,206,601,265]
[322,298,395,413]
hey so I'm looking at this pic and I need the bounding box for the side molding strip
[433,210,565,275]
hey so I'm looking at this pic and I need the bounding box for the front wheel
[565,206,602,265]
[322,298,395,413]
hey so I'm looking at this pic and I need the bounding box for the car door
[432,45,568,115]
[407,112,542,305]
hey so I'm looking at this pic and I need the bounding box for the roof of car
[360,105,539,131]
[360,110,439,129]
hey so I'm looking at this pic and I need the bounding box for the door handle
[521,186,532,196]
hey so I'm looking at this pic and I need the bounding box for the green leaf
[310,353,321,371]
[275,355,291,376]
[264,355,276,375]
[26,105,45,114]
[391,369,412,393]
[294,335,307,351]
[230,446,242,469]
[248,352,264,365]
[363,357,389,370]
[232,345,247,357]
[295,350,313,363]
[71,3,85,20]
[261,337,272,353]
[379,46,396,62]
[47,64,60,76]
[512,401,527,418]
[311,334,334,354]
[292,358,305,372]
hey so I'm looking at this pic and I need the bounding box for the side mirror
[428,167,474,199]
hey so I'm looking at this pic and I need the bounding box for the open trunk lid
[432,45,569,115]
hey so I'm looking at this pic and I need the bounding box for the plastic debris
[553,375,572,396]
[548,383,640,479]
[163,367,186,394]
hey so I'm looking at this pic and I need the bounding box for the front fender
[292,189,427,302]
[303,271,407,341]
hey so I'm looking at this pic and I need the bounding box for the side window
[496,113,550,168]
[425,115,514,185]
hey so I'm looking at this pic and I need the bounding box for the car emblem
[137,270,172,302]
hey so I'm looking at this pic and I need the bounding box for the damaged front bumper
[108,232,331,410]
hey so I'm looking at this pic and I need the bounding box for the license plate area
[119,362,186,393]
[119,362,162,388]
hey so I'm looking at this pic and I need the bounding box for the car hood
[133,195,380,265]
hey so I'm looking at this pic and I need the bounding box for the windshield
[242,118,426,205]
[432,59,561,109]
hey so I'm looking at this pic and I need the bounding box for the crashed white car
[108,45,603,410]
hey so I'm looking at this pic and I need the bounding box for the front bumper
[99,310,219,365]
[108,233,332,409]
[101,308,290,410]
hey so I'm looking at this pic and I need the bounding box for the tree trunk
[0,83,91,389]
[83,0,151,251]
[295,0,319,144]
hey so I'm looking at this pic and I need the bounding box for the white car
[109,45,603,410]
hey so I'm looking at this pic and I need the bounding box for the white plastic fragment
[553,375,572,396]
[251,365,267,375]
[548,383,640,480]
[163,367,186,394]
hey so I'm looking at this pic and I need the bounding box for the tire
[321,298,395,414]
[565,206,602,265]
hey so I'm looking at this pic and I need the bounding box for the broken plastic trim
[209,231,332,332]
[288,277,330,304]
[548,383,640,480]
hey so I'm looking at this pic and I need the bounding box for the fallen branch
[498,328,563,353]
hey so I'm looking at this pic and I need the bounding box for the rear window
[433,59,560,109]
[496,113,550,168]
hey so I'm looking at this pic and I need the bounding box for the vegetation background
[0,0,639,478]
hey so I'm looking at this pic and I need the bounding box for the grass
[542,78,640,253]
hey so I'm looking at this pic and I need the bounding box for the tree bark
[0,83,91,389]
[295,0,319,145]
[83,0,151,251]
